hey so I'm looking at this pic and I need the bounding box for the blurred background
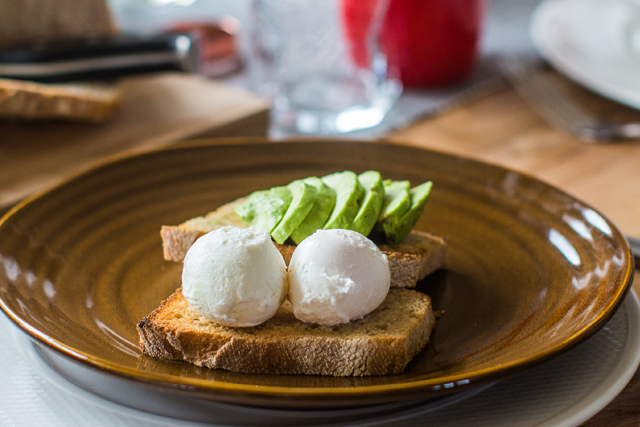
[106,0,543,136]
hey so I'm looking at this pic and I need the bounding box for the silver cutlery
[501,56,640,142]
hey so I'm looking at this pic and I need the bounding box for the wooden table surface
[389,74,640,427]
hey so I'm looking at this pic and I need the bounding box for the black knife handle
[0,33,200,83]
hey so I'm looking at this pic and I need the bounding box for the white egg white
[288,229,390,325]
[182,226,288,327]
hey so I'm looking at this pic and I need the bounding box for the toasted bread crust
[161,225,202,263]
[137,288,436,376]
[0,79,122,122]
[161,199,447,288]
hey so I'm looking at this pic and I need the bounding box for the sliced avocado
[321,171,364,230]
[271,180,318,244]
[234,186,292,232]
[384,181,433,243]
[379,180,411,221]
[377,179,411,238]
[349,170,384,236]
[290,177,336,244]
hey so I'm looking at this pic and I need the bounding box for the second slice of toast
[161,198,448,288]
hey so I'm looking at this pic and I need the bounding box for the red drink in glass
[342,0,485,87]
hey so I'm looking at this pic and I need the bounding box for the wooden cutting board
[0,73,270,210]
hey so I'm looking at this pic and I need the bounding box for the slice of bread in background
[137,287,436,376]
[0,79,122,122]
[0,0,121,122]
[160,198,448,288]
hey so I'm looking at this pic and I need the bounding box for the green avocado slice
[234,186,292,232]
[321,171,364,230]
[379,180,411,220]
[349,170,384,236]
[290,177,336,244]
[271,180,318,244]
[377,179,411,238]
[384,181,433,243]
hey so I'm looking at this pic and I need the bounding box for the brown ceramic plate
[0,139,633,408]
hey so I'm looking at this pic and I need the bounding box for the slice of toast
[137,287,435,376]
[0,79,122,123]
[0,0,121,123]
[161,198,448,288]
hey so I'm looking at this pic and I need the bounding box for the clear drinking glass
[249,0,402,134]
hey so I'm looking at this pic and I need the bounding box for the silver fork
[501,56,640,143]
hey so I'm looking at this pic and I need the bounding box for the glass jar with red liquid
[342,0,485,88]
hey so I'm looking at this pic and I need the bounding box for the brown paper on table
[0,73,270,210]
